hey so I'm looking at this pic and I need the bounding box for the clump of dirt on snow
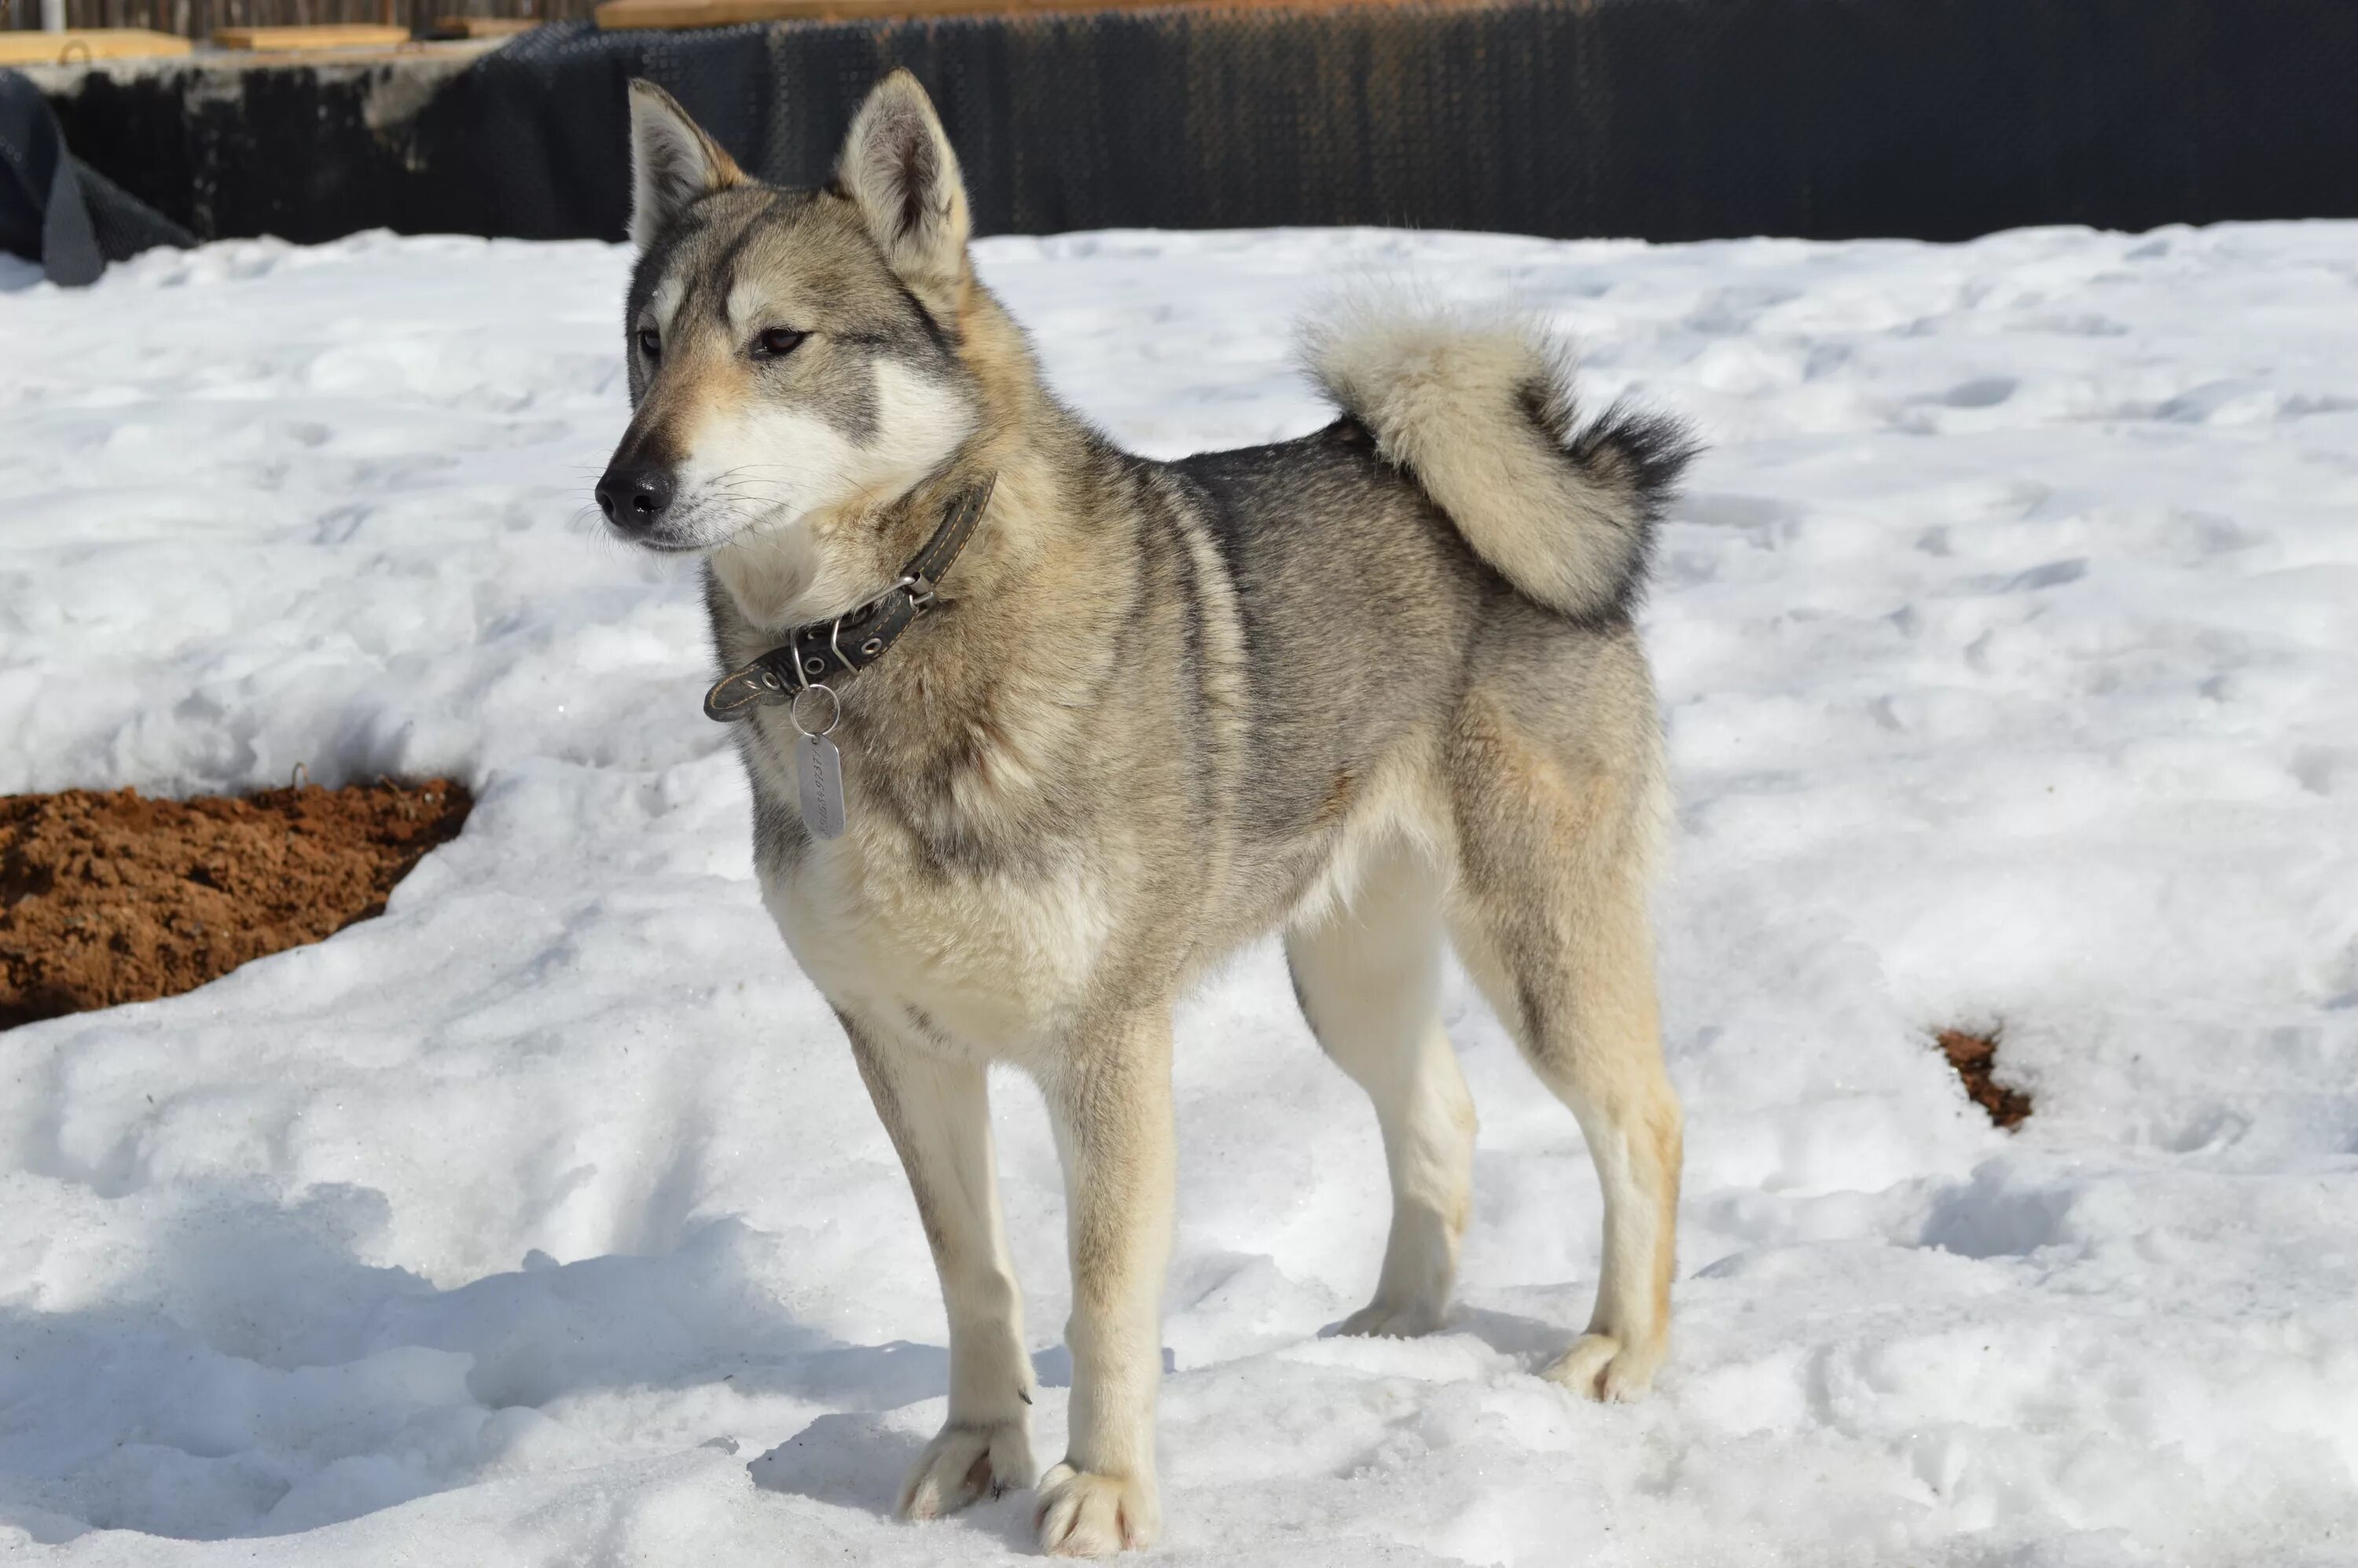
[0,780,469,1030]
[1937,1027,2033,1129]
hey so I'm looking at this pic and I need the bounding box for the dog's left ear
[836,70,971,318]
[626,79,744,251]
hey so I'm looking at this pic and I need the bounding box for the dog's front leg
[840,1013,1038,1520]
[1034,1012,1175,1556]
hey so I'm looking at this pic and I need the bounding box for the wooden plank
[212,24,415,49]
[597,0,1454,23]
[428,15,541,34]
[0,28,193,63]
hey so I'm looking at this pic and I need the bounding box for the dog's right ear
[834,70,971,320]
[626,79,744,250]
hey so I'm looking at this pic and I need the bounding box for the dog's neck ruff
[703,476,996,724]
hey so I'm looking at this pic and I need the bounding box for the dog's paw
[1034,1462,1157,1556]
[897,1419,1036,1521]
[1333,1297,1447,1338]
[1543,1331,1662,1402]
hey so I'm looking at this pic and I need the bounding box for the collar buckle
[703,659,790,722]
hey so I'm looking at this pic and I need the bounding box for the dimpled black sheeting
[32,0,2358,250]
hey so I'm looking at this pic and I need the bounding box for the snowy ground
[2,222,2356,1566]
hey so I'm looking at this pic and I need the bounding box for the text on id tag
[795,731,847,839]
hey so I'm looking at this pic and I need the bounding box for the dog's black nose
[595,465,676,531]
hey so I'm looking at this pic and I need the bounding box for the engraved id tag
[795,731,847,839]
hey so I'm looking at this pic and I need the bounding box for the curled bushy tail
[1303,304,1696,621]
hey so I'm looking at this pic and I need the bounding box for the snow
[3,221,2356,1566]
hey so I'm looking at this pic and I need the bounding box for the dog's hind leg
[1444,681,1682,1402]
[1286,840,1476,1338]
[839,1013,1038,1519]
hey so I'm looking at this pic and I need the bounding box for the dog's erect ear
[835,70,971,316]
[626,79,744,250]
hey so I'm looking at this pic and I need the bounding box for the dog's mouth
[608,492,798,556]
[611,525,707,554]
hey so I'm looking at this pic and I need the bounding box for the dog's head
[596,73,979,566]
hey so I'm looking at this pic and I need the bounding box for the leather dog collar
[703,476,996,724]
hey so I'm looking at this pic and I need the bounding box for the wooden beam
[212,22,414,46]
[595,0,1469,27]
[428,13,538,32]
[0,26,192,61]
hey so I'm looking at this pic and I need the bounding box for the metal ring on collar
[788,682,841,738]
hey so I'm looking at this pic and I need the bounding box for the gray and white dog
[598,71,1693,1557]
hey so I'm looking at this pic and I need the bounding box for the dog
[597,72,1693,1557]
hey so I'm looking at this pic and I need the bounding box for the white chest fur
[758,817,1116,1063]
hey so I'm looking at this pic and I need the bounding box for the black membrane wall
[37,0,2358,247]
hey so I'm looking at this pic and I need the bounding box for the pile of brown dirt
[0,779,470,1032]
[1937,1027,2033,1129]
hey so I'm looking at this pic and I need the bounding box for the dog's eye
[755,327,808,359]
[636,328,660,361]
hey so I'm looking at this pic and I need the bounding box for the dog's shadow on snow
[747,1424,1042,1549]
[744,1344,1071,1516]
[1444,1305,1585,1366]
[0,1186,1063,1548]
[747,1347,1077,1552]
[747,1412,922,1514]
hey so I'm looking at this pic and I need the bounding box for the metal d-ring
[788,682,841,737]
